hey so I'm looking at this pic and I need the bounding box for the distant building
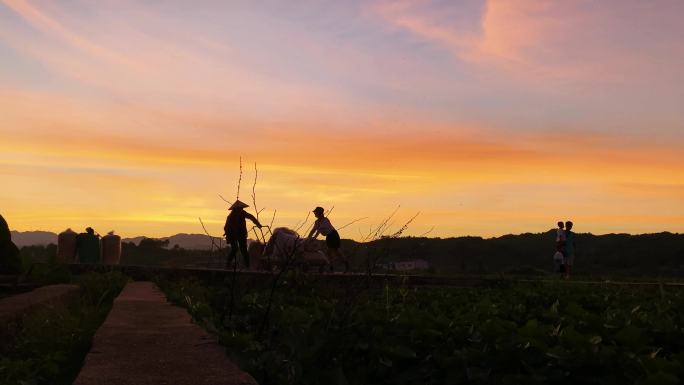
[391,259,430,271]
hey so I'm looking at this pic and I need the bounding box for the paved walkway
[0,284,78,322]
[73,282,257,385]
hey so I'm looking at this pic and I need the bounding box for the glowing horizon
[1,0,683,239]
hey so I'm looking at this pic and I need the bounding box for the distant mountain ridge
[10,230,57,247]
[10,230,217,250]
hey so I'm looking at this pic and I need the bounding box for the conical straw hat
[229,199,249,210]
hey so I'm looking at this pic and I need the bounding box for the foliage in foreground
[0,271,128,385]
[159,275,684,385]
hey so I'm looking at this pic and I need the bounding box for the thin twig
[252,227,264,244]
[236,156,243,200]
[390,212,420,238]
[269,210,277,229]
[419,226,435,237]
[198,217,223,250]
[251,162,259,220]
[294,211,311,233]
[218,194,231,204]
[249,162,272,246]
[250,225,271,245]
[336,217,369,231]
[371,205,400,240]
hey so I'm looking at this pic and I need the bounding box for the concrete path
[0,284,78,322]
[73,281,257,385]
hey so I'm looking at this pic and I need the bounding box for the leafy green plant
[159,275,684,385]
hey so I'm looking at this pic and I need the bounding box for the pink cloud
[370,0,684,85]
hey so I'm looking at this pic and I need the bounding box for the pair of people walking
[554,220,576,279]
[223,201,343,271]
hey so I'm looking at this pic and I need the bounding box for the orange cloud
[3,86,683,179]
[2,1,683,238]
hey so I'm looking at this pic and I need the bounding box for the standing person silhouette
[556,221,566,276]
[307,206,347,272]
[564,221,576,279]
[224,200,262,269]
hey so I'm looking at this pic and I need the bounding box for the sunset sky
[1,0,683,239]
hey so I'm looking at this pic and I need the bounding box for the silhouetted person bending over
[224,199,262,269]
[308,206,346,272]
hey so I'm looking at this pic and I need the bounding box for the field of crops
[159,274,684,385]
[0,271,128,385]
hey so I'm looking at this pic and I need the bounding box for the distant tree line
[342,231,684,277]
[15,231,684,277]
[19,238,212,267]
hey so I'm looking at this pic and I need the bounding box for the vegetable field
[160,274,684,385]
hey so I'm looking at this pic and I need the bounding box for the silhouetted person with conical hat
[224,199,262,269]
